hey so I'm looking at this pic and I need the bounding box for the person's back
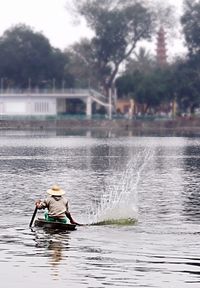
[44,195,68,219]
[35,184,77,224]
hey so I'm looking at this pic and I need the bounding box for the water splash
[87,147,153,225]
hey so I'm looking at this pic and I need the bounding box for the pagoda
[156,27,167,67]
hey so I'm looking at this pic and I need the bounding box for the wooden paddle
[29,206,38,228]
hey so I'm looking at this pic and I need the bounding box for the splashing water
[87,147,153,225]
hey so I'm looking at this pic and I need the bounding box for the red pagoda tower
[156,27,167,67]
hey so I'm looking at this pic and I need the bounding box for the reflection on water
[0,133,200,287]
[34,229,71,281]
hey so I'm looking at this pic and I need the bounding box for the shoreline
[0,117,200,136]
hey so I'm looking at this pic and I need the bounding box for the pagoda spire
[156,26,167,67]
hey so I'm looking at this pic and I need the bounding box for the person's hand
[70,220,84,226]
[70,219,76,224]
[35,200,41,208]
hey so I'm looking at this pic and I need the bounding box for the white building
[0,89,110,118]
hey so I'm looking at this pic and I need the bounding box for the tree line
[0,0,199,115]
[116,0,200,115]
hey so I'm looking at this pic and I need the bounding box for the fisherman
[35,184,78,225]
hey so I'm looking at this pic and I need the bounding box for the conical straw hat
[47,184,65,196]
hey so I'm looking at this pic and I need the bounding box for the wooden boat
[34,218,76,231]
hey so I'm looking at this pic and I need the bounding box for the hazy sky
[0,0,91,49]
[0,0,185,57]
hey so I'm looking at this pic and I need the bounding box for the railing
[0,88,93,95]
[90,89,107,100]
[0,114,109,121]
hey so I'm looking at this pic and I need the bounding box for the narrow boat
[34,218,76,231]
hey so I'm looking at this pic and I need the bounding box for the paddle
[74,222,86,226]
[29,206,38,228]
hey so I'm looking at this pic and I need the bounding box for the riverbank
[0,117,200,136]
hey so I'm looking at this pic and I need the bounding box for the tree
[66,0,158,96]
[115,72,138,98]
[116,66,175,114]
[134,68,173,113]
[125,47,156,75]
[181,0,200,56]
[64,38,99,88]
[172,57,200,113]
[176,0,200,113]
[0,24,71,88]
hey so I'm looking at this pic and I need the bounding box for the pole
[52,78,55,93]
[62,79,65,93]
[28,78,31,91]
[1,78,3,94]
[29,206,38,228]
[86,96,92,119]
[108,87,112,120]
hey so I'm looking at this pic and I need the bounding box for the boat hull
[34,218,76,231]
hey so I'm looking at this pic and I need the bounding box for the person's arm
[65,211,78,224]
[65,201,79,225]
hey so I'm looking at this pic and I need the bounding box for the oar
[74,222,86,226]
[29,206,38,228]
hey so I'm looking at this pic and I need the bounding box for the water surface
[0,131,200,287]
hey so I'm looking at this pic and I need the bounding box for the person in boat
[35,184,77,225]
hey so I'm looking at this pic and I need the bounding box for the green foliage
[175,0,200,112]
[68,0,157,95]
[65,38,99,88]
[115,0,200,115]
[126,47,156,74]
[135,69,173,108]
[115,71,139,97]
[116,66,174,113]
[181,0,200,56]
[0,24,73,88]
[172,56,200,112]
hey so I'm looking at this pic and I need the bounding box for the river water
[0,130,200,287]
